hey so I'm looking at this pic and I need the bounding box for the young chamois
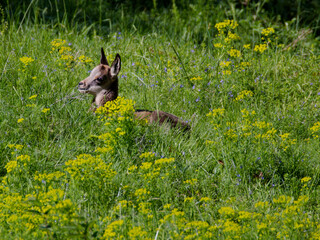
[78,48,190,131]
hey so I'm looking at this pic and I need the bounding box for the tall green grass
[1,1,320,239]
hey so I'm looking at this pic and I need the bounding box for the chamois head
[78,48,121,103]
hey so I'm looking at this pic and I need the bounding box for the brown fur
[78,48,190,131]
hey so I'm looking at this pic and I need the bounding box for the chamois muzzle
[78,81,88,91]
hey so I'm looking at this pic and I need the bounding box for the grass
[1,2,320,239]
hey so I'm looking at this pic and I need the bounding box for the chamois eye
[96,77,103,82]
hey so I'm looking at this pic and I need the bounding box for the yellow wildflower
[220,61,231,67]
[190,76,202,81]
[222,70,232,75]
[164,204,171,209]
[19,56,34,66]
[273,195,292,204]
[200,197,211,202]
[28,94,37,100]
[206,108,225,117]
[238,211,253,220]
[214,43,224,48]
[78,55,93,63]
[215,20,238,34]
[218,206,235,216]
[5,161,18,173]
[255,201,269,209]
[254,44,268,53]
[51,39,66,49]
[42,108,50,113]
[257,222,268,231]
[128,226,147,239]
[139,152,155,159]
[184,179,198,185]
[154,157,175,165]
[140,162,153,170]
[301,177,311,183]
[235,90,253,101]
[222,219,241,233]
[261,27,275,36]
[228,48,241,57]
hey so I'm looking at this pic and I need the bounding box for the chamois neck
[95,78,118,107]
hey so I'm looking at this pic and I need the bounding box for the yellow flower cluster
[128,226,148,239]
[254,128,277,140]
[19,56,34,66]
[262,27,275,36]
[310,121,320,139]
[5,160,17,173]
[301,177,311,183]
[78,55,93,63]
[184,178,198,185]
[96,97,135,121]
[41,108,50,113]
[17,118,24,123]
[134,188,150,200]
[65,154,116,185]
[28,94,37,100]
[255,201,270,209]
[273,195,293,204]
[58,46,72,54]
[51,39,66,50]
[140,162,153,170]
[139,152,155,159]
[60,54,73,61]
[220,61,231,67]
[190,76,202,81]
[5,154,31,173]
[206,108,225,117]
[206,106,296,149]
[96,132,115,154]
[50,39,93,69]
[240,61,251,68]
[34,171,65,183]
[241,108,256,118]
[150,193,317,239]
[7,144,23,150]
[115,127,126,136]
[226,31,241,42]
[219,206,235,216]
[235,90,254,101]
[254,43,268,53]
[252,28,276,54]
[213,20,240,51]
[0,185,79,238]
[103,220,124,239]
[224,128,238,140]
[215,20,238,35]
[214,43,224,48]
[279,133,297,151]
[252,121,272,129]
[228,48,241,58]
[50,39,74,69]
[154,157,175,165]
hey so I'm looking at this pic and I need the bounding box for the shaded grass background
[0,0,320,238]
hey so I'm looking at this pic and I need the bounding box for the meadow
[1,1,320,239]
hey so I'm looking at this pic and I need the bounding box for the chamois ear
[100,47,109,65]
[110,54,121,77]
